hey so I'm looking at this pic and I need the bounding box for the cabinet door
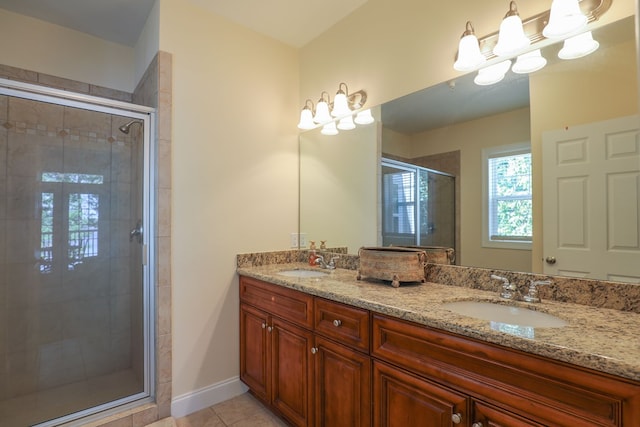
[373,361,468,427]
[314,335,371,427]
[472,401,545,427]
[240,303,270,401]
[271,317,315,427]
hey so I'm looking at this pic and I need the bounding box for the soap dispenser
[308,241,317,266]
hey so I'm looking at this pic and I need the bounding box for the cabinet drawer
[240,276,313,328]
[314,297,370,352]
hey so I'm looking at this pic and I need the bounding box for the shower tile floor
[175,393,288,427]
[0,369,141,427]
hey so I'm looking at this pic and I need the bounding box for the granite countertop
[237,262,640,382]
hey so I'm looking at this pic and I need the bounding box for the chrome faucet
[523,280,551,303]
[491,274,519,300]
[315,255,339,270]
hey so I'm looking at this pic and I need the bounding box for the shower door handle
[130,220,143,244]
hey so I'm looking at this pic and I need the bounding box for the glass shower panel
[381,159,455,249]
[0,94,147,426]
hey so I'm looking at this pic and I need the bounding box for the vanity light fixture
[543,0,588,39]
[298,82,371,135]
[558,30,600,59]
[337,115,356,130]
[354,109,375,125]
[512,49,548,73]
[493,1,530,57]
[454,0,611,86]
[321,121,339,135]
[313,92,332,124]
[454,21,487,72]
[474,60,512,85]
[297,99,316,130]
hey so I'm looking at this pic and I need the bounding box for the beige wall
[0,9,136,92]
[384,108,533,272]
[158,0,299,397]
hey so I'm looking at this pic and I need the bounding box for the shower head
[119,119,143,134]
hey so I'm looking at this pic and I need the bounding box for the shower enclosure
[0,81,154,426]
[381,158,456,249]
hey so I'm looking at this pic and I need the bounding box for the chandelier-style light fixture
[453,0,611,86]
[297,83,373,135]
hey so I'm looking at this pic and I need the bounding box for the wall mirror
[299,15,639,282]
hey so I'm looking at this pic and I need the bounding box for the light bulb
[337,115,356,130]
[297,107,315,130]
[474,60,512,86]
[493,2,530,57]
[354,109,375,125]
[454,22,486,72]
[558,31,599,60]
[512,49,547,74]
[321,121,339,135]
[543,0,587,39]
[313,99,332,123]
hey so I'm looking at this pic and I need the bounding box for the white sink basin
[442,301,567,328]
[278,269,329,278]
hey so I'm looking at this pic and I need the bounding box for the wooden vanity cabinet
[371,313,640,426]
[240,276,371,427]
[313,298,371,427]
[240,275,640,426]
[240,277,315,426]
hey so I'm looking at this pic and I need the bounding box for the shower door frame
[0,77,157,426]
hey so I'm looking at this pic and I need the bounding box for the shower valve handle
[130,220,143,243]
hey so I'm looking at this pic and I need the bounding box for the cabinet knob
[267,326,273,332]
[310,347,318,354]
[545,256,557,264]
[451,413,462,424]
[333,319,342,327]
[472,423,483,427]
[261,323,266,329]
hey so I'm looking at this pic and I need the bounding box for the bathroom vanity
[237,259,640,426]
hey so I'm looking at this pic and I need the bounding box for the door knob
[545,256,556,264]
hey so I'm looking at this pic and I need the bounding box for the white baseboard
[170,376,249,418]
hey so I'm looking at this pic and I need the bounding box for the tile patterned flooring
[175,393,289,427]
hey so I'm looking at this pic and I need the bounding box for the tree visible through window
[483,143,532,248]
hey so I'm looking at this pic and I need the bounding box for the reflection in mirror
[299,16,639,282]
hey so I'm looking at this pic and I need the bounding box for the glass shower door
[0,93,151,426]
[381,158,455,249]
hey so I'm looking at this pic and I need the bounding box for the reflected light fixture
[321,121,339,135]
[558,31,600,59]
[543,0,588,39]
[474,60,512,85]
[454,21,486,72]
[493,1,530,57]
[354,109,375,125]
[512,49,547,73]
[337,115,356,130]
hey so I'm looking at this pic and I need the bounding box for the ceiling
[0,0,369,47]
